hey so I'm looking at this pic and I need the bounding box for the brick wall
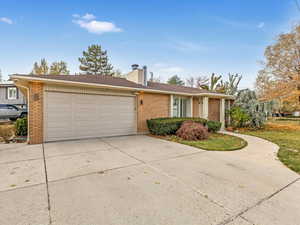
[193,97,199,117]
[208,98,220,121]
[28,82,43,144]
[137,92,170,132]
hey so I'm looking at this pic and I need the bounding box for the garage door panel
[45,92,136,142]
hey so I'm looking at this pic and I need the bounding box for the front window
[173,96,188,117]
[7,87,17,100]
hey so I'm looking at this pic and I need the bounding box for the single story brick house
[10,66,234,144]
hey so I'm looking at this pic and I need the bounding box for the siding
[137,93,170,132]
[0,85,26,105]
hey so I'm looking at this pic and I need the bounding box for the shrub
[176,121,209,141]
[15,117,28,136]
[147,117,207,136]
[229,106,250,128]
[207,120,222,132]
[0,125,14,143]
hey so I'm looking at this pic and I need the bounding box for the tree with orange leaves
[256,25,300,112]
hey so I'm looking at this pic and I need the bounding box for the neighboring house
[11,65,234,144]
[0,81,26,108]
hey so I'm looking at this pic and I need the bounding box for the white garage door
[44,92,137,142]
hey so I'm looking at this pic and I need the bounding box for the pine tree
[167,75,185,86]
[50,61,70,75]
[78,44,113,75]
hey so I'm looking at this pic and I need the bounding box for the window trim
[172,96,189,118]
[7,87,18,100]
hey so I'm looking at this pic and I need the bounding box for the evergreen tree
[31,58,49,75]
[232,89,266,128]
[167,75,184,86]
[78,44,113,75]
[50,61,70,75]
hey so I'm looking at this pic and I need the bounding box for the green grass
[168,133,247,151]
[241,129,300,174]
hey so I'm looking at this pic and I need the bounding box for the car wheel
[20,113,27,118]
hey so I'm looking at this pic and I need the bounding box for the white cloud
[81,13,96,20]
[74,20,122,34]
[257,22,265,29]
[72,14,122,34]
[72,14,80,18]
[0,17,13,24]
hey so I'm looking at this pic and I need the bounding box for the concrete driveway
[0,134,299,225]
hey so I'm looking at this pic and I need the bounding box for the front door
[208,98,220,121]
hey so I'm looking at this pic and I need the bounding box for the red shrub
[176,121,209,141]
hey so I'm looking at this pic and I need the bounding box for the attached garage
[44,90,137,142]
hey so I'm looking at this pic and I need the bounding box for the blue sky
[0,0,299,89]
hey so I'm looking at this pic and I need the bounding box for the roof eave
[10,75,235,99]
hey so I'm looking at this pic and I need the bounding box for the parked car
[0,104,27,121]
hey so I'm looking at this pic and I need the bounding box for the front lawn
[241,122,300,174]
[167,133,247,151]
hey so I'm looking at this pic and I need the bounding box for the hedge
[207,120,222,133]
[147,117,207,136]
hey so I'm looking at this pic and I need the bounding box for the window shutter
[16,88,19,99]
[5,87,8,99]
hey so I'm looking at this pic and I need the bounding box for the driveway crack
[218,177,300,225]
[42,143,52,225]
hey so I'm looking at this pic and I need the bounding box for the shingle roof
[147,82,213,94]
[11,74,217,95]
[12,74,145,88]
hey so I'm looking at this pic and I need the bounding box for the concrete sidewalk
[0,134,299,225]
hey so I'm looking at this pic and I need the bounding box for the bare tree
[195,76,209,89]
[218,73,242,95]
[186,76,195,87]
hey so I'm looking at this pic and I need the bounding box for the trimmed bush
[176,121,209,141]
[207,120,222,133]
[147,117,207,136]
[15,117,28,136]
